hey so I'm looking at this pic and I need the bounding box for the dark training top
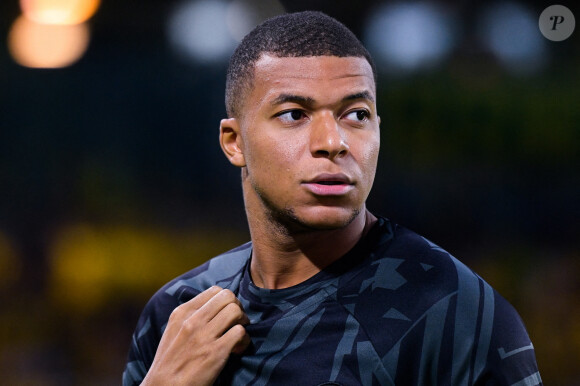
[123,217,542,385]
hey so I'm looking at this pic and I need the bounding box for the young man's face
[223,54,380,231]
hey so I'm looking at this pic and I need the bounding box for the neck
[247,206,377,289]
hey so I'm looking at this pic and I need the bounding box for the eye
[344,109,370,122]
[276,109,306,124]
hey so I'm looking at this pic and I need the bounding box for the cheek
[365,137,380,162]
[270,138,301,170]
[245,134,302,179]
[359,133,380,176]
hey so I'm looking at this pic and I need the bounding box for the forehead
[249,54,376,104]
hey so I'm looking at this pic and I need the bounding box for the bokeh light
[167,0,238,64]
[226,0,285,42]
[8,15,90,68]
[0,232,21,291]
[479,2,547,75]
[364,2,456,74]
[48,224,246,314]
[167,0,284,64]
[20,0,100,25]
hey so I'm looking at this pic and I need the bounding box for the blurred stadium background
[0,0,578,384]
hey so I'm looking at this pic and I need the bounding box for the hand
[142,286,251,386]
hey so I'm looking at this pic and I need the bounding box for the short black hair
[225,11,377,118]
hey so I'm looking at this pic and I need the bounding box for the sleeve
[475,291,542,386]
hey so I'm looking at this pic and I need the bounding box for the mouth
[302,173,354,196]
[308,173,352,184]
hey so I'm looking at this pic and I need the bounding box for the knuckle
[208,285,222,294]
[169,305,185,322]
[182,315,201,333]
[219,288,236,302]
[224,302,243,319]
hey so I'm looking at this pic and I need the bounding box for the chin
[289,205,361,231]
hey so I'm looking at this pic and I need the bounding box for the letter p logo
[539,5,575,41]
[550,15,565,30]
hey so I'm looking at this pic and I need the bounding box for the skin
[220,54,381,289]
[143,54,381,385]
[142,287,251,386]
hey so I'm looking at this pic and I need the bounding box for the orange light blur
[20,0,100,25]
[8,15,90,68]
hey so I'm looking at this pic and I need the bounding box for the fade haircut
[225,11,377,118]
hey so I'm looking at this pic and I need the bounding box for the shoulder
[373,221,521,339]
[337,220,481,349]
[160,241,252,302]
[353,218,541,384]
[358,220,472,303]
[143,241,252,326]
[380,221,489,303]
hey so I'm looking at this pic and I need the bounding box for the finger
[164,286,223,339]
[219,324,251,355]
[207,302,250,338]
[172,286,223,321]
[186,286,224,311]
[196,289,244,324]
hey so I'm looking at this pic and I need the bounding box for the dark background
[0,0,578,384]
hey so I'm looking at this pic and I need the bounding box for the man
[123,11,541,385]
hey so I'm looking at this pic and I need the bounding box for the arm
[475,291,542,386]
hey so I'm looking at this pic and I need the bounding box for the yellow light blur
[8,15,90,69]
[0,231,21,291]
[20,0,100,25]
[48,224,246,315]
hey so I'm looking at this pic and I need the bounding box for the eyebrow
[270,94,315,106]
[343,90,375,103]
[270,90,374,107]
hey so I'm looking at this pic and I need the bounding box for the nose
[309,112,349,159]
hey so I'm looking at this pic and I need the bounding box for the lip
[302,173,354,196]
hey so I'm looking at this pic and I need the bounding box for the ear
[219,118,246,167]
